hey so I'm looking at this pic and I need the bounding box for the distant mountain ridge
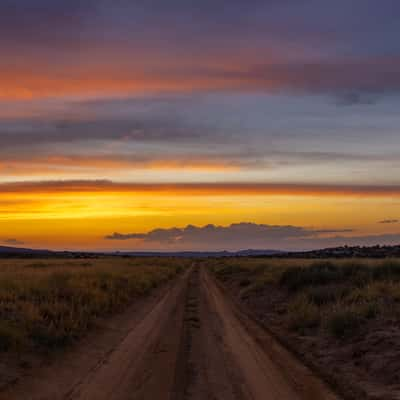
[279,244,400,259]
[114,249,284,257]
[0,246,54,256]
[0,246,282,258]
[2,244,400,258]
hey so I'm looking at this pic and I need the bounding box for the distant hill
[114,249,284,258]
[3,244,399,259]
[0,246,55,257]
[272,244,400,259]
[0,245,283,258]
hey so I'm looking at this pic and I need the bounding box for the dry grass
[211,257,400,339]
[0,257,187,352]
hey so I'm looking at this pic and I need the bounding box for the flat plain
[1,256,399,399]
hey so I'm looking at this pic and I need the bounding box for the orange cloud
[0,67,241,100]
[1,181,400,198]
[0,156,239,175]
[1,56,400,100]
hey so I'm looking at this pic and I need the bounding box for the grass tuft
[288,295,320,334]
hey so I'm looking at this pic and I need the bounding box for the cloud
[335,91,381,106]
[0,95,221,150]
[104,223,400,251]
[3,238,24,246]
[2,57,400,101]
[4,149,399,180]
[1,1,400,100]
[379,219,398,224]
[104,222,353,250]
[1,92,398,156]
[1,93,400,185]
[106,232,146,240]
[2,180,400,198]
[240,58,400,95]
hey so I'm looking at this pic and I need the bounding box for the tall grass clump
[279,262,343,291]
[287,294,320,334]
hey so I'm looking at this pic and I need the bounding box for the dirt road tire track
[201,269,339,400]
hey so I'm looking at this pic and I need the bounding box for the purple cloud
[105,222,354,251]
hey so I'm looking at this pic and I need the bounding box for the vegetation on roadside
[210,257,400,339]
[0,257,187,352]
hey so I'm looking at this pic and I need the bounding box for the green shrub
[343,263,372,287]
[280,262,342,291]
[0,322,26,351]
[280,261,377,292]
[372,260,400,281]
[361,302,380,319]
[326,309,363,339]
[213,264,246,280]
[307,286,347,305]
[288,295,320,334]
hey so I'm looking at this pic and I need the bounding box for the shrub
[213,264,246,280]
[288,295,320,334]
[372,260,400,281]
[307,286,348,305]
[343,263,372,287]
[326,309,363,339]
[361,302,380,319]
[239,280,268,299]
[280,262,342,291]
[0,322,25,352]
[239,278,251,287]
[280,261,377,292]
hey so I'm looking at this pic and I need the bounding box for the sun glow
[0,182,399,250]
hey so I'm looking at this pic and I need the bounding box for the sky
[1,0,400,251]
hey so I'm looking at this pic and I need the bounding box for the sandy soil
[1,267,339,400]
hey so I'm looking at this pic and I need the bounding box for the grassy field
[210,257,400,338]
[0,257,187,353]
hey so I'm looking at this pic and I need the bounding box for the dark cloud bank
[105,223,400,251]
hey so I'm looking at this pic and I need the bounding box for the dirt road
[3,267,340,400]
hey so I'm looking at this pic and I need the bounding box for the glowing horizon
[0,181,399,251]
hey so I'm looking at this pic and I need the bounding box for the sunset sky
[1,0,400,251]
